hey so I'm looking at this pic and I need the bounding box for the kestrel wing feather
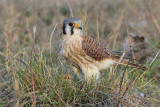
[82,35,111,61]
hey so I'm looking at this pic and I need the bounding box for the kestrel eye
[69,23,74,26]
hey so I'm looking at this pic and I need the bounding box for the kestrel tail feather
[112,58,147,70]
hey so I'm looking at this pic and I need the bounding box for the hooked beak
[75,23,82,30]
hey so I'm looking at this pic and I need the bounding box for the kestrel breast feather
[60,34,115,82]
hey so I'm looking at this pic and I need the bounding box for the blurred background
[0,0,159,106]
[0,0,160,53]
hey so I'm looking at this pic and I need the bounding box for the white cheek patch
[65,25,71,35]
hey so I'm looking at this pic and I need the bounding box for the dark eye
[69,23,74,26]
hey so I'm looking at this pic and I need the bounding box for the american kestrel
[59,18,146,83]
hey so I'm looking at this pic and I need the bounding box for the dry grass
[0,0,160,106]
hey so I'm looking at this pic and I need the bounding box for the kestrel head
[62,18,82,36]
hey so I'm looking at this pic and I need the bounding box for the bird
[59,18,146,83]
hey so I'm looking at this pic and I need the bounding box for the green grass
[0,50,159,106]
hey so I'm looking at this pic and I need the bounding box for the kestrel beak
[75,23,82,30]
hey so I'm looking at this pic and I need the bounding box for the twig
[135,50,160,84]
[119,58,131,94]
[19,65,28,102]
[145,0,160,39]
[112,9,124,50]
[113,50,126,72]
[65,0,74,18]
[30,26,36,107]
[7,49,23,62]
[104,10,124,49]
[124,14,136,64]
[94,82,99,104]
[55,0,62,30]
[149,50,160,66]
[116,45,136,106]
[122,74,135,97]
[98,91,131,107]
[4,24,9,72]
[49,23,57,55]
[117,74,136,107]
[117,58,131,107]
[96,18,100,42]
[13,69,19,106]
[14,58,28,66]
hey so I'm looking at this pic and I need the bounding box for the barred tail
[113,58,147,71]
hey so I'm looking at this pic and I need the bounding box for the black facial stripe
[63,25,66,34]
[71,26,74,35]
